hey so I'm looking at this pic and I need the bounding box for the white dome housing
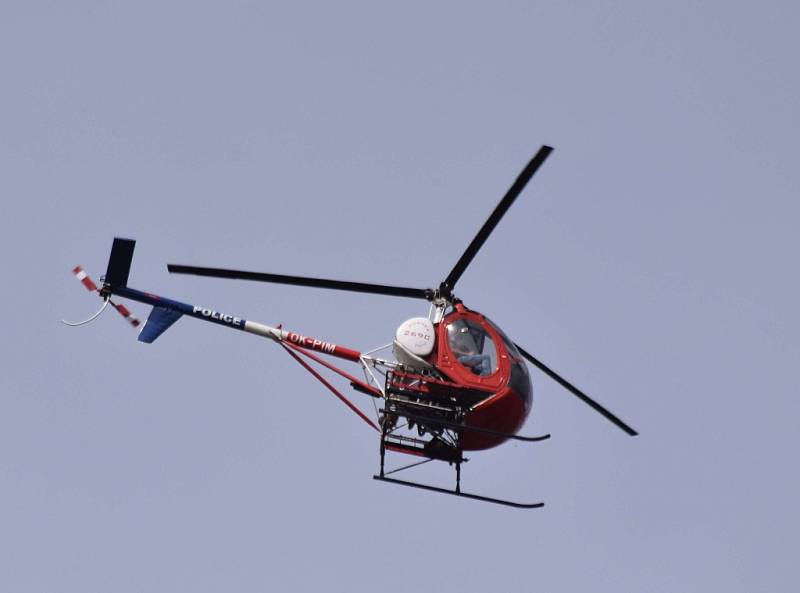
[393,317,435,368]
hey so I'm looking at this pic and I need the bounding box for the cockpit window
[484,319,522,360]
[485,317,532,411]
[446,318,498,376]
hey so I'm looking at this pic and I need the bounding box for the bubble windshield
[484,317,533,410]
[446,318,498,377]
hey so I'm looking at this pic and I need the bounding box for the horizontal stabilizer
[138,307,182,343]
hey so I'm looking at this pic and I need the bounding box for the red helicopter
[65,145,636,508]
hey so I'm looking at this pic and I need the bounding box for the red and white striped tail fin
[70,266,140,329]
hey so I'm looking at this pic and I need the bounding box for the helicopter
[65,145,636,508]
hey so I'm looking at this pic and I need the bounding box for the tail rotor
[62,266,141,329]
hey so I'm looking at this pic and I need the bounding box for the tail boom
[110,286,361,361]
[97,237,361,359]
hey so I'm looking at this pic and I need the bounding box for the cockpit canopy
[446,317,498,377]
[441,309,532,414]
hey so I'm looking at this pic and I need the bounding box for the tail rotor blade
[515,343,638,436]
[72,266,99,292]
[110,300,141,328]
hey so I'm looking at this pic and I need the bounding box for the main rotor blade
[441,145,553,294]
[515,343,638,436]
[167,264,433,300]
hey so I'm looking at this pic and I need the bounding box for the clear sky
[2,2,798,592]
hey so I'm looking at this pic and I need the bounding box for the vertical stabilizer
[104,238,136,288]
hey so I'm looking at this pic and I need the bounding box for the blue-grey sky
[2,1,798,591]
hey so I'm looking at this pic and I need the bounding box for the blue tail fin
[138,307,183,343]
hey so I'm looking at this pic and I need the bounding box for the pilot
[451,325,491,376]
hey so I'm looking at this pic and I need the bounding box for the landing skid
[377,422,545,509]
[375,369,547,508]
[373,475,544,509]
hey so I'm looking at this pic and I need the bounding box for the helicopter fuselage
[422,304,533,450]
